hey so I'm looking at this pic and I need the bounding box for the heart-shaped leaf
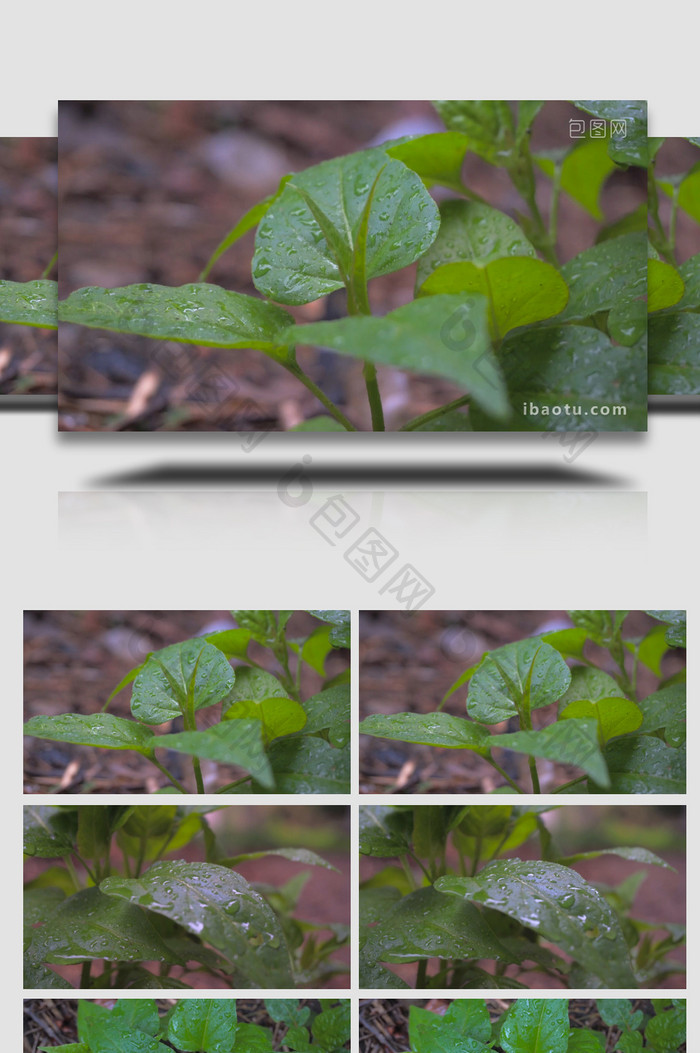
[436,859,636,987]
[59,283,295,359]
[537,138,617,219]
[386,132,470,194]
[24,713,156,754]
[131,638,235,725]
[167,999,238,1053]
[252,149,439,305]
[101,861,293,987]
[221,666,287,712]
[559,697,643,744]
[359,711,491,751]
[155,720,274,788]
[0,279,57,328]
[470,324,646,431]
[556,233,647,345]
[467,638,571,724]
[499,999,570,1053]
[224,696,307,743]
[288,293,509,421]
[648,256,685,313]
[26,887,182,965]
[572,101,648,166]
[557,667,626,712]
[490,718,610,784]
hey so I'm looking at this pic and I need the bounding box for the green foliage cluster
[37,998,350,1052]
[395,998,685,1053]
[648,137,700,394]
[360,610,686,794]
[58,101,647,431]
[359,803,684,989]
[24,804,348,989]
[24,610,350,794]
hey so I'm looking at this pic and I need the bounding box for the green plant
[388,998,685,1052]
[24,610,350,794]
[359,610,686,794]
[34,998,350,1052]
[58,101,647,432]
[648,137,700,394]
[359,804,685,989]
[24,804,348,989]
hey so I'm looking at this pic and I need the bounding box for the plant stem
[470,836,482,877]
[549,162,562,245]
[363,361,385,431]
[483,753,523,793]
[283,359,356,430]
[416,959,428,988]
[401,394,471,431]
[528,756,541,794]
[80,961,91,988]
[552,774,587,793]
[63,855,82,892]
[41,251,58,280]
[146,754,187,794]
[399,855,418,892]
[217,774,252,793]
[191,756,205,795]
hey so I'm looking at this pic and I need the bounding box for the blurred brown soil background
[359,804,685,989]
[57,101,646,431]
[24,609,348,793]
[24,805,350,988]
[0,137,57,394]
[359,610,685,793]
[359,1000,684,1053]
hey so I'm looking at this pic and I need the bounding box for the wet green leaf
[26,887,182,966]
[0,278,57,328]
[359,806,412,857]
[59,283,294,358]
[296,684,350,748]
[537,138,617,219]
[105,1000,162,1036]
[499,999,570,1053]
[224,696,307,744]
[77,1002,168,1053]
[387,132,470,194]
[566,1029,605,1052]
[258,736,349,793]
[131,638,236,724]
[436,859,636,987]
[205,628,253,660]
[541,627,589,661]
[466,638,571,723]
[155,721,274,788]
[231,1023,274,1051]
[223,847,337,871]
[307,610,350,649]
[24,960,73,989]
[491,718,610,784]
[559,697,643,744]
[649,313,700,395]
[416,201,568,339]
[264,999,310,1027]
[312,1001,350,1050]
[645,1004,686,1052]
[674,252,700,310]
[636,684,686,747]
[101,861,293,987]
[596,737,686,793]
[200,174,292,279]
[644,611,686,648]
[222,667,287,711]
[557,846,672,869]
[557,667,626,712]
[434,101,516,165]
[648,256,685,313]
[556,234,646,345]
[252,149,439,305]
[166,999,238,1053]
[24,713,156,754]
[572,101,648,166]
[288,293,509,421]
[24,806,78,858]
[409,1001,492,1051]
[360,712,490,758]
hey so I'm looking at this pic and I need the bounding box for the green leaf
[491,718,610,785]
[436,859,636,987]
[559,697,643,744]
[0,279,57,328]
[289,625,334,675]
[24,887,66,951]
[26,886,182,965]
[256,736,349,793]
[65,282,294,359]
[645,1004,687,1052]
[359,711,491,752]
[557,846,673,869]
[296,684,350,748]
[205,628,253,659]
[566,1030,605,1052]
[59,283,294,359]
[596,203,648,243]
[77,1003,168,1053]
[648,257,685,313]
[288,293,509,420]
[101,860,293,987]
[595,999,642,1030]
[231,1023,274,1051]
[23,960,73,989]
[166,999,238,1053]
[674,252,700,310]
[557,667,626,711]
[409,1001,492,1051]
[675,165,700,224]
[636,684,686,747]
[556,234,646,345]
[307,609,350,649]
[222,666,287,711]
[107,1000,162,1037]
[264,999,310,1027]
[359,806,412,857]
[200,174,292,279]
[39,1045,89,1052]
[499,999,570,1053]
[537,138,617,219]
[434,101,516,166]
[616,1035,644,1053]
[364,885,516,965]
[386,132,470,194]
[644,610,686,648]
[572,101,648,166]
[312,1002,351,1050]
[470,324,646,431]
[649,312,700,394]
[131,638,236,724]
[541,627,590,661]
[466,638,571,723]
[596,737,686,793]
[24,713,156,755]
[223,847,337,871]
[626,625,668,677]
[252,149,439,305]
[224,696,307,744]
[155,721,275,788]
[23,806,77,858]
[416,201,568,339]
